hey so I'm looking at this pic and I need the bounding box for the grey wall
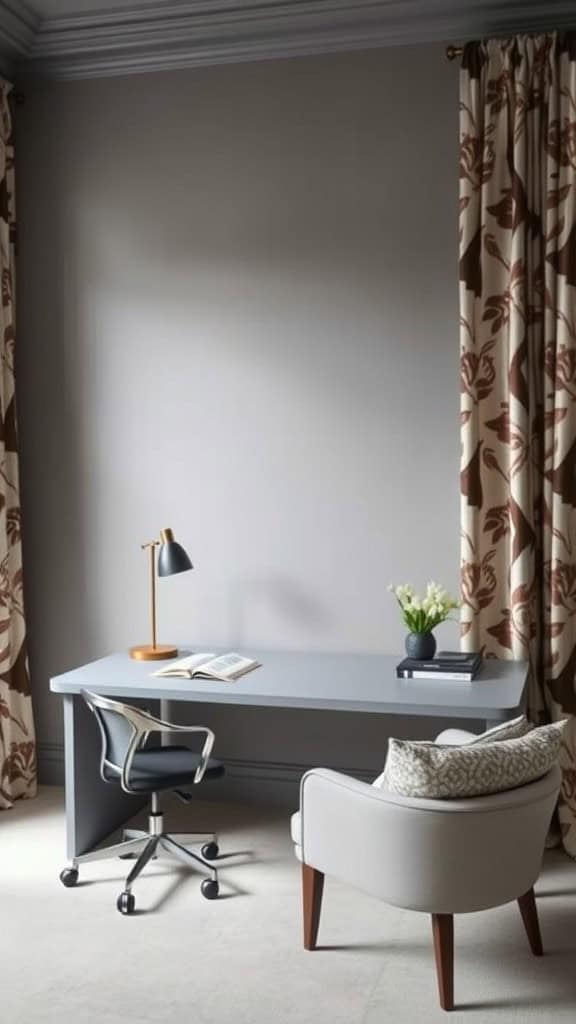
[16,44,462,799]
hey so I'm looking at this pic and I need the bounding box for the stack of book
[396,651,483,682]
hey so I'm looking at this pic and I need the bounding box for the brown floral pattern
[460,34,576,858]
[0,81,35,808]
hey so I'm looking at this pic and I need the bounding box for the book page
[198,653,259,680]
[152,653,214,677]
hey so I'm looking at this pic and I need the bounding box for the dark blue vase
[405,631,436,659]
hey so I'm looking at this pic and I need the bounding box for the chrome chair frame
[60,690,223,913]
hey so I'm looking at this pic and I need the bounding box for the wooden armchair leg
[302,864,324,951]
[431,913,454,1011]
[518,887,543,956]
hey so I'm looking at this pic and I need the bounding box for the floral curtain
[460,34,576,856]
[0,81,35,808]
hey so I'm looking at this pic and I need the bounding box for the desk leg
[63,694,147,860]
[160,698,171,746]
[484,718,502,730]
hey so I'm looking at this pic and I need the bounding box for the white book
[152,651,260,682]
[399,669,474,682]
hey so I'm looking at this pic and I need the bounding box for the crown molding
[7,0,576,81]
[0,0,38,59]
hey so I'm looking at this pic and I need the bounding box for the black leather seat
[104,745,225,792]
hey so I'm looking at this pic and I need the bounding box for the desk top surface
[50,648,528,721]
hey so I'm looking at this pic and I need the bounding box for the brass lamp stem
[129,536,181,662]
[148,542,157,649]
[140,540,161,649]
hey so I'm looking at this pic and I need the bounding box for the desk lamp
[130,527,193,661]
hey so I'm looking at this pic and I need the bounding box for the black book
[396,651,482,681]
[436,650,482,665]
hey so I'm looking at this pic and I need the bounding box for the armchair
[292,764,561,1011]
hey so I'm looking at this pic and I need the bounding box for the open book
[152,652,260,682]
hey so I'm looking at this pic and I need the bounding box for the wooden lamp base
[130,644,178,661]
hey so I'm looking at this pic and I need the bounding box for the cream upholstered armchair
[291,764,561,1012]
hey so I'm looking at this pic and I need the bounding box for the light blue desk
[50,649,529,859]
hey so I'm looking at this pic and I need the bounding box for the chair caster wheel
[117,891,135,915]
[201,842,219,860]
[60,867,79,888]
[201,878,219,900]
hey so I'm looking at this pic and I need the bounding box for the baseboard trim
[37,742,375,805]
[37,742,66,786]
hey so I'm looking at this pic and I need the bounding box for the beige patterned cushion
[373,715,531,788]
[384,720,566,799]
[434,715,532,747]
[464,714,532,745]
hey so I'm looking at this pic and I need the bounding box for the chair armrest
[298,768,396,884]
[121,707,215,790]
[434,728,477,745]
[81,691,215,792]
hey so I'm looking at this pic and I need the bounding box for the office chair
[59,690,225,915]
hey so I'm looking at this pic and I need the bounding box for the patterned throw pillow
[372,715,531,788]
[384,720,566,799]
[468,714,532,744]
[435,715,532,747]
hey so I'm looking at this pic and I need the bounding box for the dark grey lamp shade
[157,528,193,577]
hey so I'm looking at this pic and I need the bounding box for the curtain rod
[446,45,463,60]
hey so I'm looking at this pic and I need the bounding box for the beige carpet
[1,787,575,1023]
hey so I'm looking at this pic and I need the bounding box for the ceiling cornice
[5,0,576,81]
[0,0,38,58]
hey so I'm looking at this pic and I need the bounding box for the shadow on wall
[226,575,331,646]
[16,134,95,733]
[14,48,459,774]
